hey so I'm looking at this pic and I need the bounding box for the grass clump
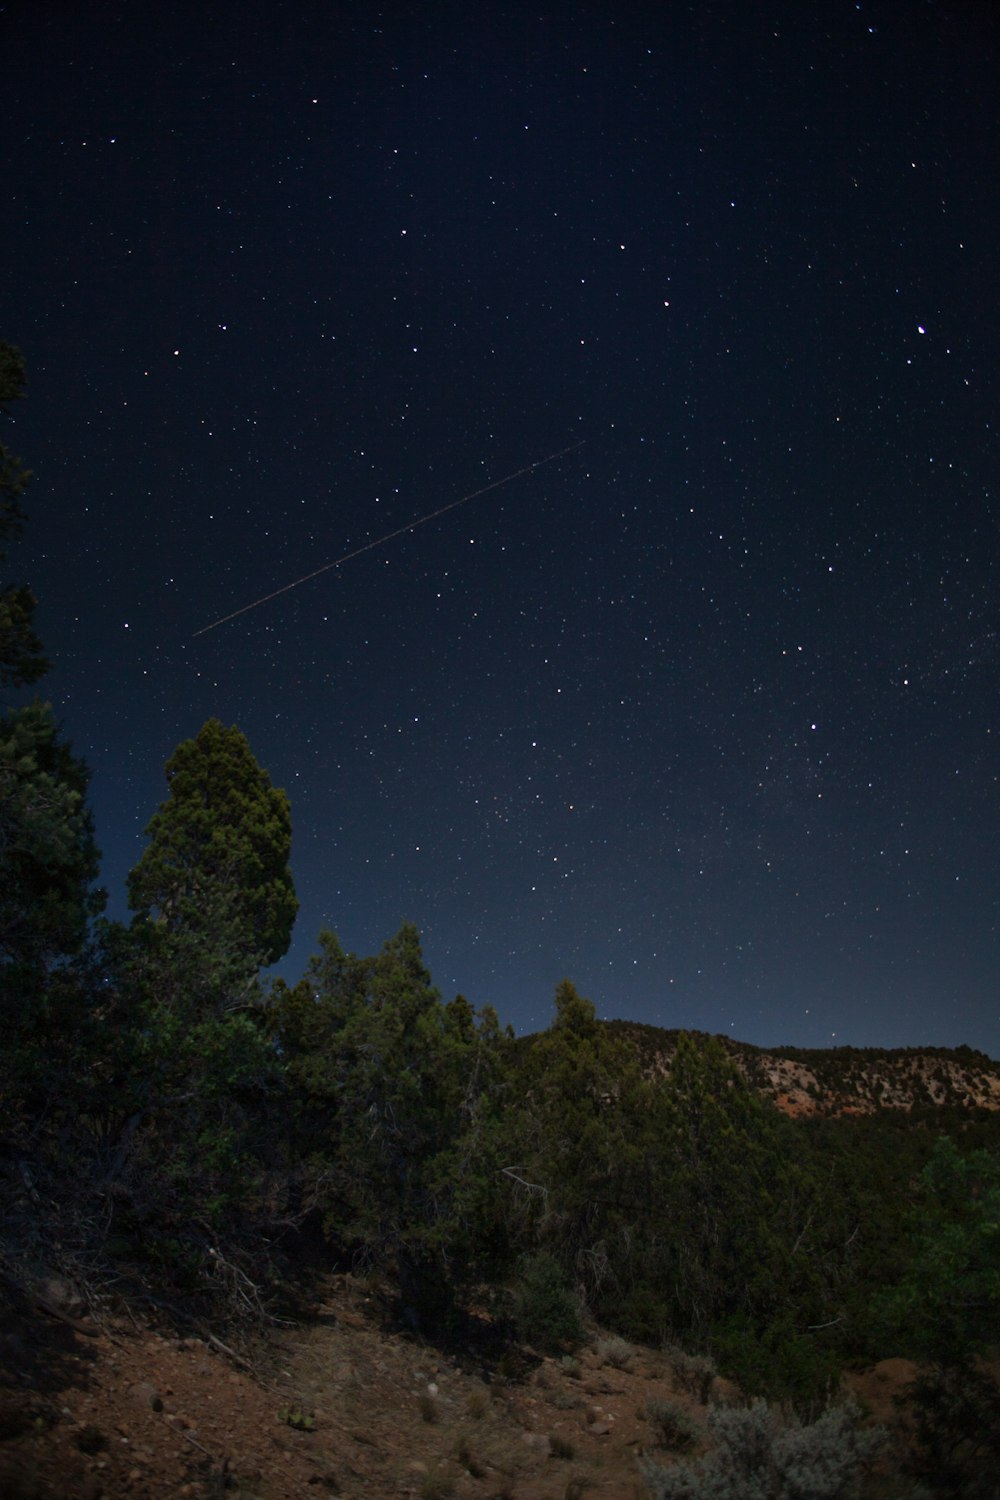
[454,1433,487,1477]
[419,1475,455,1500]
[548,1386,585,1411]
[550,1433,576,1460]
[466,1388,488,1420]
[417,1390,439,1423]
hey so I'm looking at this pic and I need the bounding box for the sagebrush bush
[595,1334,635,1369]
[644,1398,699,1452]
[664,1345,716,1404]
[640,1397,886,1500]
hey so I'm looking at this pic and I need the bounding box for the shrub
[904,1364,1000,1498]
[645,1399,699,1452]
[640,1398,886,1500]
[513,1253,584,1351]
[664,1344,716,1404]
[595,1334,634,1369]
[710,1315,842,1409]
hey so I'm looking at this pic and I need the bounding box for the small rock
[39,1275,85,1319]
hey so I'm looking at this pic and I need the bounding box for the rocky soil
[0,1271,705,1499]
[0,1272,921,1500]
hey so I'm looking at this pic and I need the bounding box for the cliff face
[604,1020,1000,1118]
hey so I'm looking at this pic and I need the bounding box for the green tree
[883,1134,1000,1366]
[81,721,298,1275]
[0,342,103,1158]
[0,701,102,981]
[128,718,297,1000]
[271,923,511,1323]
[879,1136,1000,1494]
[0,341,48,686]
[502,980,649,1310]
[0,342,103,1012]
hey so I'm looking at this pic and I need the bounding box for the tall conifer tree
[128,718,298,985]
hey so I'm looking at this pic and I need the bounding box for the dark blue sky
[4,1,998,1050]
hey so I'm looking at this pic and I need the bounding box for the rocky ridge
[606,1021,1000,1117]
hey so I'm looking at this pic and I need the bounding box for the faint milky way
[3,1,998,1052]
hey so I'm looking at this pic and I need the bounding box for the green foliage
[710,1314,843,1411]
[644,1398,700,1452]
[874,1136,1000,1493]
[502,980,648,1300]
[0,343,105,1165]
[881,1135,1000,1365]
[0,702,103,976]
[503,1008,932,1402]
[0,341,47,687]
[43,720,301,1284]
[0,705,104,1138]
[128,718,298,978]
[277,1405,316,1431]
[640,1399,885,1500]
[663,1346,716,1404]
[512,1251,584,1351]
[903,1364,1000,1498]
[270,924,511,1322]
[595,1334,634,1369]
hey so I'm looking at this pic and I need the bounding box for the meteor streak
[192,440,586,637]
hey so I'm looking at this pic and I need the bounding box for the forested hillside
[606,1019,1000,1116]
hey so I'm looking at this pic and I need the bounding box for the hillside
[0,1270,916,1500]
[604,1021,1000,1118]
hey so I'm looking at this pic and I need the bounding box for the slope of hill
[605,1021,1000,1118]
[0,1270,917,1500]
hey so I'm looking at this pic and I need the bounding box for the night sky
[4,2,998,1052]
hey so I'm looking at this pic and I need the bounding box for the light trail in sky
[192,440,586,637]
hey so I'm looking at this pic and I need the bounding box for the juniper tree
[0,342,102,1135]
[104,721,297,1251]
[271,923,512,1323]
[128,718,297,1010]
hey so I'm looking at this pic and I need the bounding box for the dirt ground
[0,1272,915,1500]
